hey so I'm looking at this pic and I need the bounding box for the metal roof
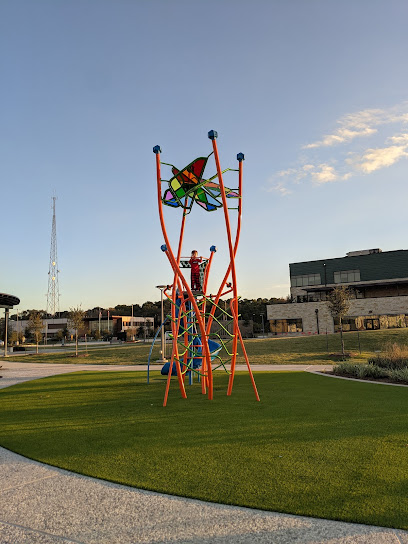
[305,278,408,292]
[0,293,20,309]
[290,249,408,284]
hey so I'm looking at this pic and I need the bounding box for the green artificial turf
[1,371,407,528]
[3,327,408,366]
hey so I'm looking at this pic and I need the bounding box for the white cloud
[271,182,292,196]
[389,133,408,145]
[303,104,408,149]
[354,145,408,173]
[304,126,376,149]
[276,168,298,178]
[310,164,338,184]
[269,102,408,195]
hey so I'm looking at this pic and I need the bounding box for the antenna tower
[46,196,60,316]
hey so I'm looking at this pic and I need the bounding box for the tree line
[1,296,287,341]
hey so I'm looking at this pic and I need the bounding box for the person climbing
[189,250,202,291]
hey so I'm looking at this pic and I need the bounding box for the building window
[291,274,321,287]
[307,291,327,302]
[270,318,303,334]
[333,314,408,332]
[333,269,360,283]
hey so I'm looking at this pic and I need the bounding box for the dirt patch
[328,352,358,360]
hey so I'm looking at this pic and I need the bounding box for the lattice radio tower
[46,196,60,317]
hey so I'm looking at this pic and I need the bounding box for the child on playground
[189,250,202,291]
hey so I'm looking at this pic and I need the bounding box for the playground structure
[152,130,260,406]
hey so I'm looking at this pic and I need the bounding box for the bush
[388,367,408,384]
[368,342,408,369]
[358,364,388,380]
[333,362,387,380]
[333,360,408,384]
[333,362,361,377]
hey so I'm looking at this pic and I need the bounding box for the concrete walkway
[0,361,407,544]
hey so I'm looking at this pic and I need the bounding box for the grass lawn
[2,327,408,366]
[0,371,407,529]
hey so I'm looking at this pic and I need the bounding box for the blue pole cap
[153,145,162,154]
[210,245,217,253]
[237,153,245,162]
[208,130,218,140]
[161,244,167,252]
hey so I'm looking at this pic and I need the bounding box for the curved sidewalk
[1,361,407,544]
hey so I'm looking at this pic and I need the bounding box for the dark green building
[267,249,408,335]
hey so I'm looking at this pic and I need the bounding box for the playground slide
[161,337,221,376]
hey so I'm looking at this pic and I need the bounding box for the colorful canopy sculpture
[161,154,240,212]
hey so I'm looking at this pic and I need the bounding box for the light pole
[4,308,9,357]
[156,285,168,362]
[260,314,265,337]
[130,304,134,341]
[16,308,20,345]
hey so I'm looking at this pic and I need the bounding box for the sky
[1,0,408,312]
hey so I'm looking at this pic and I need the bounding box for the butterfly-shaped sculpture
[161,154,239,212]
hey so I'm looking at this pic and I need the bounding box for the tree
[327,286,351,358]
[62,325,70,341]
[10,330,20,344]
[68,306,85,356]
[28,311,44,354]
[127,326,137,341]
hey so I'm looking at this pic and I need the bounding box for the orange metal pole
[230,300,260,401]
[205,158,243,336]
[154,149,187,404]
[163,246,213,399]
[154,147,213,400]
[209,133,239,395]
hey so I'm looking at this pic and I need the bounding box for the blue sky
[1,0,408,311]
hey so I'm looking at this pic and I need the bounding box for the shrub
[388,367,408,384]
[333,363,387,380]
[333,360,408,384]
[368,342,408,369]
[333,362,360,377]
[358,364,388,380]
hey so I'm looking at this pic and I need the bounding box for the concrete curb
[310,370,408,387]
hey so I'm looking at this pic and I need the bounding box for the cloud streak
[303,106,408,149]
[350,144,408,174]
[270,102,408,195]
